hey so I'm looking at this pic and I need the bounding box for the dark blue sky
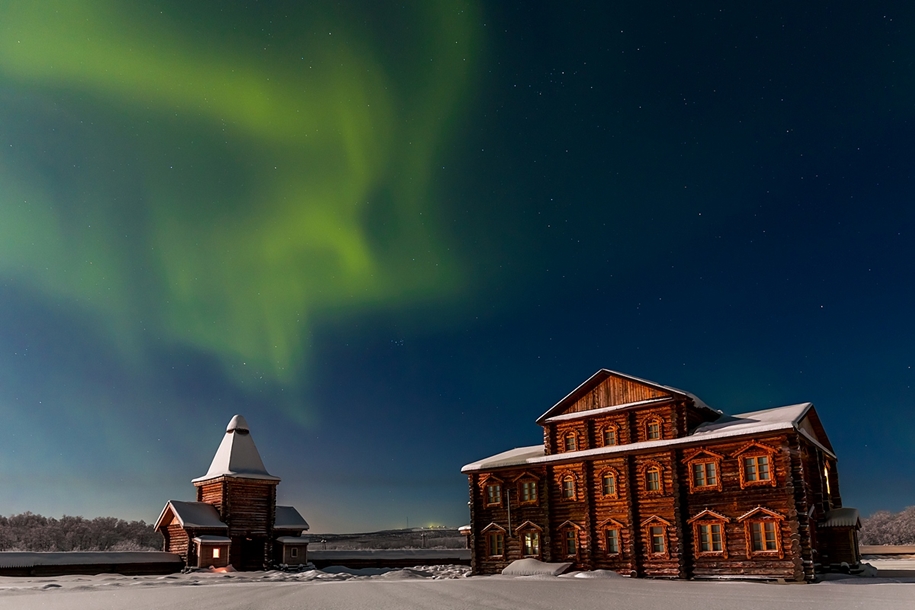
[0,1,912,531]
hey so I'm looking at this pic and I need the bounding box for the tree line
[860,506,915,545]
[0,512,163,552]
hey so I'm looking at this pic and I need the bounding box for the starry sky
[1,1,913,533]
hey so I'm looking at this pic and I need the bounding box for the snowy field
[1,563,914,610]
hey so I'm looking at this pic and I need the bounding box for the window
[564,433,577,452]
[562,476,576,500]
[649,526,666,554]
[606,528,620,555]
[290,547,298,558]
[737,507,784,558]
[692,462,717,489]
[824,462,831,496]
[744,455,770,482]
[646,419,661,440]
[564,529,578,557]
[688,510,729,558]
[520,480,538,504]
[601,473,617,497]
[212,547,221,559]
[698,523,723,553]
[749,521,778,552]
[645,466,661,492]
[602,426,618,446]
[487,532,504,557]
[485,484,502,506]
[522,532,540,556]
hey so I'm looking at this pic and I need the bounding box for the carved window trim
[640,461,665,495]
[737,507,785,559]
[732,442,778,489]
[512,472,541,506]
[601,424,619,447]
[558,520,583,559]
[514,521,543,558]
[479,475,504,507]
[562,431,579,452]
[598,467,621,499]
[687,509,730,558]
[481,523,506,559]
[644,416,663,441]
[682,449,725,493]
[640,515,671,560]
[556,470,581,502]
[599,518,626,557]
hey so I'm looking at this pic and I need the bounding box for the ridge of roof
[192,415,281,483]
[535,369,716,424]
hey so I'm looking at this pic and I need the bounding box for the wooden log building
[155,415,310,570]
[462,370,860,581]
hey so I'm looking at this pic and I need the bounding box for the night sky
[1,2,913,533]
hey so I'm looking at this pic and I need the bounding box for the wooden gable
[795,405,835,454]
[536,370,675,423]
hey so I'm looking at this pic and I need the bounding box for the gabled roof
[462,401,833,473]
[536,369,716,424]
[275,505,310,531]
[192,415,281,483]
[155,500,228,531]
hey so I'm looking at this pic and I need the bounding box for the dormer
[537,370,720,454]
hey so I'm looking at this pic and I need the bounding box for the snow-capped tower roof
[192,415,281,483]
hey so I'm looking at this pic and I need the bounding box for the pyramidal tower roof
[192,415,281,483]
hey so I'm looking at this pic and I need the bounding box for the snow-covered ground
[0,563,913,610]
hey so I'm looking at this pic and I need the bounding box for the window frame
[683,449,725,493]
[601,424,619,447]
[687,509,730,559]
[599,518,625,557]
[642,462,664,494]
[563,431,578,452]
[513,472,541,506]
[599,468,619,499]
[641,516,671,560]
[733,442,778,489]
[644,416,663,441]
[481,523,507,560]
[514,521,543,558]
[737,507,785,559]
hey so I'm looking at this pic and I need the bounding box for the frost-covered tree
[0,512,162,551]
[860,506,915,545]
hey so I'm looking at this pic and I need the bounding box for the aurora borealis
[1,2,914,531]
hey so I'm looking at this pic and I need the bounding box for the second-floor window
[646,419,661,440]
[564,433,577,451]
[744,455,771,483]
[486,484,502,505]
[601,473,617,497]
[562,476,576,500]
[520,480,538,503]
[602,426,617,446]
[646,466,661,492]
[692,462,717,488]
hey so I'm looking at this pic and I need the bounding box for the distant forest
[0,507,912,552]
[860,506,915,545]
[0,513,162,552]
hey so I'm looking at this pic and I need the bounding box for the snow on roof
[819,507,861,529]
[192,414,281,483]
[276,536,309,544]
[155,500,228,530]
[275,505,310,531]
[462,402,823,472]
[193,535,231,543]
[544,397,672,422]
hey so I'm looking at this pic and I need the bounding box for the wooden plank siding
[558,376,670,417]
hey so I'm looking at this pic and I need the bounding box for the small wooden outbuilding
[155,415,309,570]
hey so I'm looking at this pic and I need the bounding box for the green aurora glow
[0,2,480,399]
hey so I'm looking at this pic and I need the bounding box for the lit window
[522,532,540,556]
[649,526,666,554]
[212,547,221,559]
[487,532,504,557]
[646,420,661,440]
[606,529,620,555]
[564,530,577,556]
[562,476,576,500]
[744,456,770,482]
[824,464,831,496]
[290,547,298,558]
[646,467,661,492]
[692,462,717,488]
[698,523,723,553]
[486,484,502,505]
[601,473,617,497]
[520,480,538,503]
[749,521,779,552]
[603,427,617,446]
[564,434,577,451]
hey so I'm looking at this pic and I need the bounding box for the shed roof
[192,414,281,483]
[275,505,310,531]
[462,401,828,472]
[155,500,228,531]
[819,507,861,529]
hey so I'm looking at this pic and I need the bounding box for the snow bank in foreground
[502,558,572,576]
